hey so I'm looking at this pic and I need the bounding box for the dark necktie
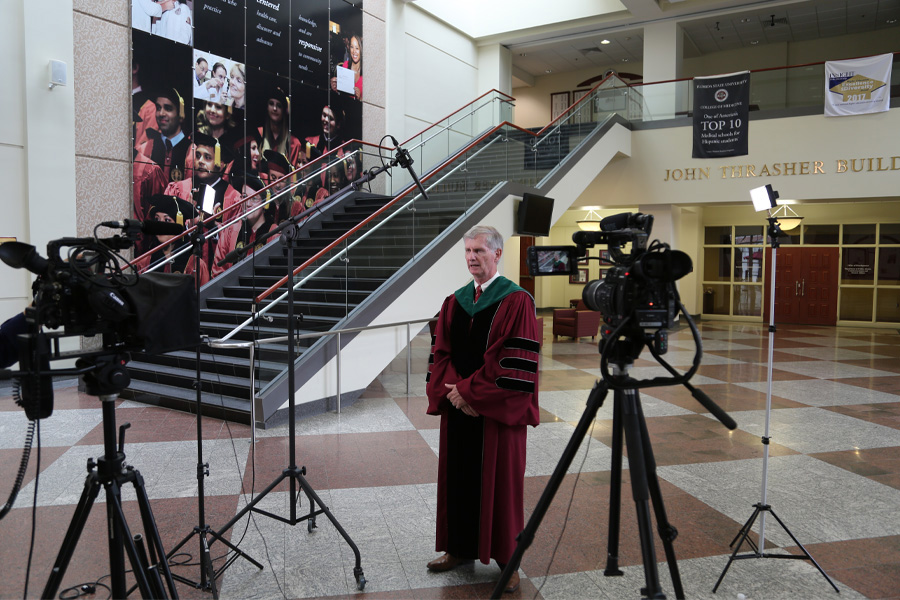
[474,285,483,303]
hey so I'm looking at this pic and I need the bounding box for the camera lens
[582,279,607,313]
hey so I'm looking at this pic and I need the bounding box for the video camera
[0,221,199,419]
[527,212,692,330]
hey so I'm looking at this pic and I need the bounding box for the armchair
[553,300,602,340]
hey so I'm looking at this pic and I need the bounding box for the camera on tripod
[0,220,198,419]
[527,212,692,342]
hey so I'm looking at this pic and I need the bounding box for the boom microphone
[100,219,184,236]
[388,136,429,200]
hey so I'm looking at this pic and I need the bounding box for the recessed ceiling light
[888,18,898,24]
[545,69,552,73]
[750,40,760,45]
[740,18,751,23]
[600,39,611,45]
[519,53,527,57]
[621,58,629,62]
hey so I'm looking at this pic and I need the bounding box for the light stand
[166,216,263,597]
[212,213,366,592]
[713,189,838,594]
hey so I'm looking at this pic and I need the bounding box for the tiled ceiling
[510,0,900,79]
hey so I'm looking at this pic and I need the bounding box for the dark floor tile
[588,413,797,466]
[831,376,900,395]
[810,446,900,490]
[0,445,68,490]
[824,401,900,430]
[696,362,817,383]
[393,396,440,430]
[241,431,438,493]
[0,495,240,600]
[786,536,900,599]
[844,358,900,374]
[645,383,806,413]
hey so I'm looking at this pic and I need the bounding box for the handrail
[218,135,505,341]
[131,144,373,271]
[628,50,900,88]
[399,89,515,147]
[130,92,514,272]
[252,115,562,306]
[210,315,437,421]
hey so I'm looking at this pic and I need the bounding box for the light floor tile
[660,454,900,547]
[754,360,898,379]
[0,408,102,449]
[737,379,900,407]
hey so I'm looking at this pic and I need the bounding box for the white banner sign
[825,53,892,117]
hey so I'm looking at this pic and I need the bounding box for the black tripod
[491,373,684,599]
[213,222,366,591]
[492,312,736,599]
[42,356,179,599]
[165,216,263,597]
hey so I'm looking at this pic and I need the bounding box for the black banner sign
[248,0,291,76]
[692,71,750,159]
[194,0,244,61]
[292,0,330,88]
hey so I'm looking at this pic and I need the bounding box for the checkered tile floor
[2,318,899,599]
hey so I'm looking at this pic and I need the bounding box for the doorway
[519,236,535,296]
[764,247,839,325]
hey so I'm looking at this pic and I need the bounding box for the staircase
[123,83,634,425]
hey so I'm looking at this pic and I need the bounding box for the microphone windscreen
[599,212,633,231]
[141,220,185,236]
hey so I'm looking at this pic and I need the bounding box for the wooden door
[801,247,839,325]
[764,247,838,325]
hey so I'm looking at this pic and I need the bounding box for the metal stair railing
[233,75,634,398]
[218,135,506,342]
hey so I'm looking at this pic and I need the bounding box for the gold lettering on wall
[665,156,899,181]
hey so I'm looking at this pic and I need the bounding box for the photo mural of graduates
[131,0,364,281]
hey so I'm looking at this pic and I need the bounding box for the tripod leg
[764,508,840,593]
[106,479,155,598]
[620,389,665,599]
[131,468,181,599]
[635,398,683,599]
[604,391,625,576]
[293,473,365,589]
[712,506,761,593]
[489,381,611,599]
[42,472,103,599]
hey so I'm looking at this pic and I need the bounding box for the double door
[763,247,839,325]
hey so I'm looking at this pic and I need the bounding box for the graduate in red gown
[133,194,209,286]
[212,171,276,277]
[425,225,540,594]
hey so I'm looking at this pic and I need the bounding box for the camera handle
[600,303,737,431]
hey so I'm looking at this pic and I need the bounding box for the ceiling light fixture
[577,209,603,231]
[770,204,804,231]
[600,39,611,45]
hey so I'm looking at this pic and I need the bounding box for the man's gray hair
[463,225,503,252]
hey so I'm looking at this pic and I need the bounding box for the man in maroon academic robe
[425,225,540,594]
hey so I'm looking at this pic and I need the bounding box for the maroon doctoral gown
[426,277,540,565]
